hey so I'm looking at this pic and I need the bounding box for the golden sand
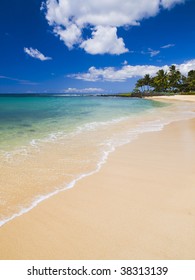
[0,113,194,259]
[147,95,195,102]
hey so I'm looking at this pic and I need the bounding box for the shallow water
[0,96,164,151]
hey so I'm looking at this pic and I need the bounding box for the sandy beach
[146,95,195,102]
[0,95,195,260]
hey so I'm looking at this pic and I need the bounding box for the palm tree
[186,70,195,92]
[133,67,195,94]
[135,78,144,92]
[143,74,152,92]
[168,65,182,92]
[153,69,168,92]
[179,75,188,92]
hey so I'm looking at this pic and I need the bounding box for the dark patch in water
[80,111,92,115]
[18,131,24,134]
[21,124,31,127]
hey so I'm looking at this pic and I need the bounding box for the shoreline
[0,108,195,259]
[0,96,182,229]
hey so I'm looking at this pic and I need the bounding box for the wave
[1,116,129,161]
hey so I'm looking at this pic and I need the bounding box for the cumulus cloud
[177,59,195,75]
[80,26,128,55]
[63,87,105,93]
[24,47,52,61]
[69,59,195,82]
[54,24,82,49]
[43,0,185,55]
[69,65,167,82]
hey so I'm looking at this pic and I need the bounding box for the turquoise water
[0,95,165,153]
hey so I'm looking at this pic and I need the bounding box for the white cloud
[69,59,195,82]
[161,43,175,49]
[148,48,160,57]
[161,0,185,9]
[63,87,105,93]
[177,59,195,75]
[0,75,38,85]
[54,24,82,49]
[122,60,128,65]
[24,47,52,61]
[69,65,166,82]
[40,2,45,11]
[80,26,128,55]
[43,0,185,55]
[141,48,160,57]
[141,44,175,57]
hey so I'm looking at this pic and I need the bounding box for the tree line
[134,65,195,94]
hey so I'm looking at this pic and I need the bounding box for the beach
[147,95,195,102]
[0,96,194,260]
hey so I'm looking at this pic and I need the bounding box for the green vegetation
[119,93,132,97]
[134,65,195,96]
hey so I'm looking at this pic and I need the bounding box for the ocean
[0,95,195,226]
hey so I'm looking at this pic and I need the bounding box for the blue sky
[0,0,195,94]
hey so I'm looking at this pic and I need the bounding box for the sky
[0,0,195,94]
